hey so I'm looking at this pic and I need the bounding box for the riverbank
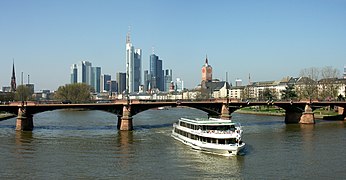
[235,109,340,120]
[0,113,15,121]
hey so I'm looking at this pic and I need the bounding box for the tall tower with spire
[201,55,212,82]
[10,60,16,92]
[125,28,142,93]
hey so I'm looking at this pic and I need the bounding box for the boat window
[225,138,236,144]
[218,139,225,144]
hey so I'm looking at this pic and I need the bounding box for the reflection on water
[14,131,35,159]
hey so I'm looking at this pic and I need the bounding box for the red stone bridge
[1,99,345,131]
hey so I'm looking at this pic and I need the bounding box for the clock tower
[201,55,212,82]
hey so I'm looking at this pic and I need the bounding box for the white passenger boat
[171,117,245,156]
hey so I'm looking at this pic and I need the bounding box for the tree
[337,94,345,101]
[54,83,92,103]
[14,85,34,101]
[319,66,340,100]
[281,84,297,100]
[262,88,273,101]
[298,67,320,100]
[0,92,15,102]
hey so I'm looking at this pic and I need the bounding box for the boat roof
[179,117,237,126]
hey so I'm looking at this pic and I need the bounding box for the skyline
[0,0,345,91]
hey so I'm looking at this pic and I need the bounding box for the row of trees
[0,83,92,103]
[298,66,341,100]
[0,85,34,102]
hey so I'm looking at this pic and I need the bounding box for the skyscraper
[70,64,77,84]
[175,78,184,92]
[77,61,92,83]
[143,70,150,92]
[164,69,173,92]
[10,60,16,92]
[72,61,101,93]
[149,54,158,89]
[116,72,126,94]
[126,31,142,93]
[100,74,111,92]
[109,80,118,93]
[149,53,164,91]
[91,67,101,93]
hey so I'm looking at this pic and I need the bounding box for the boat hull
[172,132,245,156]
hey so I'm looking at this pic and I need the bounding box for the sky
[0,0,345,91]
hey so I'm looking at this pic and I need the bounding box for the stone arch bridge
[1,99,345,131]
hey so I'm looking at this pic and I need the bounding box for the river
[0,107,345,179]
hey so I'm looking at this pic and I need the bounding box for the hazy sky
[0,0,345,91]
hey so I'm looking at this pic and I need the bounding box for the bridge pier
[16,107,33,131]
[338,107,346,121]
[299,104,315,124]
[119,105,133,131]
[220,104,231,120]
[117,115,122,130]
[285,110,302,124]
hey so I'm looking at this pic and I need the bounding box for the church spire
[11,59,16,92]
[205,54,208,65]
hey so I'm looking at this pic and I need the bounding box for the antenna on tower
[152,46,155,54]
[126,26,131,43]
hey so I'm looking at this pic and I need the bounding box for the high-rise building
[72,61,101,93]
[143,70,150,92]
[235,79,242,86]
[100,74,111,92]
[77,61,92,84]
[343,65,346,79]
[116,72,126,94]
[157,59,163,91]
[175,78,184,92]
[10,61,16,92]
[91,67,101,93]
[109,80,118,93]
[70,64,77,84]
[149,54,158,89]
[164,69,173,92]
[125,31,142,93]
[149,53,164,91]
[134,49,142,92]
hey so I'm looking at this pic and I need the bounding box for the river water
[0,107,345,179]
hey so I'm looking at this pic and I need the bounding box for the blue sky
[0,0,345,91]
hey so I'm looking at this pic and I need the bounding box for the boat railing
[199,129,241,135]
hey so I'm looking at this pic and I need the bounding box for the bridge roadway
[1,99,346,131]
